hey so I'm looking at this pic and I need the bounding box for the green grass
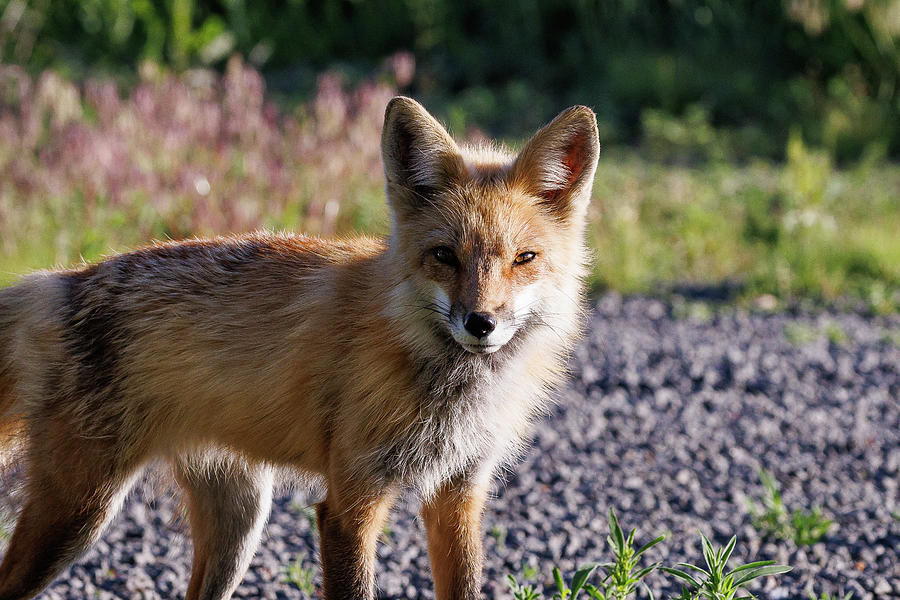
[824,323,849,346]
[784,323,819,346]
[289,502,319,530]
[880,331,900,347]
[784,322,850,347]
[489,524,508,551]
[587,140,900,310]
[746,470,834,546]
[808,592,853,600]
[284,553,317,595]
[5,149,899,312]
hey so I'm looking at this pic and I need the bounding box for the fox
[0,97,599,600]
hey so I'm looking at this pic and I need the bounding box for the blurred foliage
[0,57,394,279]
[588,137,900,310]
[0,61,898,309]
[1,0,899,161]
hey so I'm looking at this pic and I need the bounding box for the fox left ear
[381,96,466,213]
[511,106,600,221]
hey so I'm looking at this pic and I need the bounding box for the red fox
[0,97,599,600]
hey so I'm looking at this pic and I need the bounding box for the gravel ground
[8,295,900,600]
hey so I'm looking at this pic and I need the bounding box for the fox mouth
[460,342,503,354]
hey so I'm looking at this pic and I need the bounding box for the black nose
[464,312,496,339]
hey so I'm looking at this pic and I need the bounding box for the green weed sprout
[491,524,509,551]
[508,574,543,600]
[789,506,834,546]
[284,554,316,595]
[507,564,601,600]
[661,533,791,600]
[747,469,833,545]
[505,510,792,600]
[506,509,664,600]
[807,592,853,600]
[583,508,665,600]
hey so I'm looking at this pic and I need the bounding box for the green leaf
[677,562,711,577]
[721,535,738,566]
[732,565,792,586]
[730,560,776,574]
[700,533,716,569]
[570,564,599,597]
[635,535,666,558]
[660,566,701,588]
[583,584,606,600]
[553,566,566,596]
[609,508,625,551]
[633,562,661,582]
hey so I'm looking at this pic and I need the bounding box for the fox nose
[463,312,496,339]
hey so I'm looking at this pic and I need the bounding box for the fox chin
[0,96,600,600]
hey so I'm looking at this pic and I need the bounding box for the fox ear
[381,96,465,209]
[511,106,600,220]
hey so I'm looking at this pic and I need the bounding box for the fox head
[381,97,599,357]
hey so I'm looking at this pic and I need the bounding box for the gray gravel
[10,295,900,599]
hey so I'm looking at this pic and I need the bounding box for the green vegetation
[0,60,897,309]
[490,524,508,552]
[508,575,542,600]
[784,322,851,346]
[5,1,900,162]
[589,141,900,310]
[506,509,789,600]
[2,0,899,309]
[289,502,318,531]
[784,323,821,346]
[283,553,316,595]
[881,332,900,347]
[824,323,850,346]
[662,534,792,600]
[747,470,834,546]
[585,509,664,600]
[381,524,394,545]
[808,592,854,600]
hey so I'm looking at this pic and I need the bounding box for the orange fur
[423,480,488,600]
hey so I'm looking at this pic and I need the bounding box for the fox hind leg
[174,453,273,600]
[0,424,142,600]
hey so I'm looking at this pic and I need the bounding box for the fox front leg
[422,479,488,600]
[316,487,397,600]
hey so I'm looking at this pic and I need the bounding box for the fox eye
[432,246,459,267]
[514,251,537,265]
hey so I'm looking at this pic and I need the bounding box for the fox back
[0,97,599,600]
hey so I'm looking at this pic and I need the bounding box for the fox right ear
[381,97,465,209]
[511,105,600,222]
